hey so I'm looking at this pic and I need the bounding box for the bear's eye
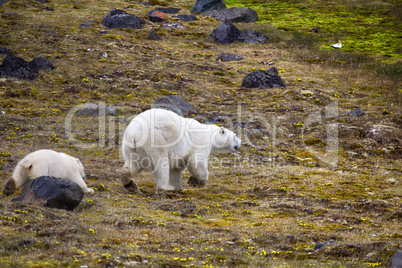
[221,129,225,135]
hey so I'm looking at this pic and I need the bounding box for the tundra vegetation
[0,0,401,267]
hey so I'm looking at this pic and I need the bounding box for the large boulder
[241,68,286,89]
[191,0,226,14]
[203,7,258,23]
[152,95,197,115]
[237,29,269,44]
[0,54,38,80]
[102,9,144,29]
[208,20,241,44]
[11,176,84,211]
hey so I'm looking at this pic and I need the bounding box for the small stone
[173,14,196,21]
[216,52,244,62]
[191,0,226,14]
[80,20,97,28]
[160,22,184,29]
[147,28,162,40]
[76,103,117,117]
[346,108,366,117]
[209,20,241,44]
[102,9,144,29]
[313,240,336,251]
[241,68,285,89]
[155,7,180,14]
[148,10,167,22]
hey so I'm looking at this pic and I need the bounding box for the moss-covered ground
[0,0,401,267]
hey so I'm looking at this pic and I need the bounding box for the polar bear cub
[3,149,94,196]
[120,108,242,192]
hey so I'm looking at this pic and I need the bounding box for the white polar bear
[120,108,242,192]
[3,149,94,196]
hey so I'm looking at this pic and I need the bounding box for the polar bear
[3,149,94,196]
[120,108,242,192]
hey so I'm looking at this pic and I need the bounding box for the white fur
[10,149,94,194]
[121,109,242,191]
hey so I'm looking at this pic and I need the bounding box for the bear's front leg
[169,168,183,191]
[187,155,209,188]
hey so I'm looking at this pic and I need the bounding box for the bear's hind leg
[120,165,141,193]
[152,156,173,192]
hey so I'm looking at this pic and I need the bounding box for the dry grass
[0,0,401,267]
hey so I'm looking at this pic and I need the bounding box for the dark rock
[0,54,38,80]
[29,56,54,70]
[237,29,269,44]
[216,52,244,62]
[161,22,184,28]
[76,103,117,117]
[391,251,402,268]
[191,0,226,14]
[148,10,167,22]
[312,27,320,33]
[0,47,10,55]
[155,7,180,14]
[209,20,241,44]
[152,95,197,115]
[102,9,144,29]
[313,240,336,251]
[173,14,196,21]
[241,67,285,89]
[44,7,54,11]
[1,164,15,172]
[147,28,162,40]
[346,108,366,117]
[80,20,97,28]
[0,0,10,6]
[11,176,84,211]
[203,7,258,23]
[35,0,47,3]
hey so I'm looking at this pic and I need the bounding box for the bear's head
[211,127,242,154]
